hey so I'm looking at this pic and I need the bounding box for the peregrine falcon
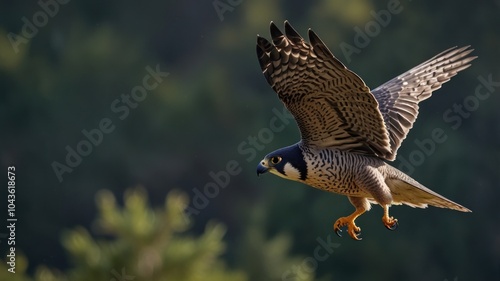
[255,21,475,240]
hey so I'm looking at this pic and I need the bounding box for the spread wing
[372,46,476,160]
[256,21,392,158]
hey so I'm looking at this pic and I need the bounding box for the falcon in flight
[256,21,475,240]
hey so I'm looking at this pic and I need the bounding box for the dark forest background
[1,0,499,280]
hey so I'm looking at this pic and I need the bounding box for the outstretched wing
[372,46,476,160]
[257,21,392,158]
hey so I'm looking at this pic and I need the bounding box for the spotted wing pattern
[257,21,392,158]
[371,46,476,160]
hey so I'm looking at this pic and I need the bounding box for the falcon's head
[256,144,307,182]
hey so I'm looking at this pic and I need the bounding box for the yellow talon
[333,207,365,240]
[382,205,399,230]
[334,217,361,240]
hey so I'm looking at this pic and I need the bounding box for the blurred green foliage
[1,0,499,280]
[0,188,318,281]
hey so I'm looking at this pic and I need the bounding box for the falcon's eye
[270,156,282,165]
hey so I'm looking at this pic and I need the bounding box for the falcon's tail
[382,164,471,212]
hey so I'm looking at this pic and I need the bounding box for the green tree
[1,188,247,281]
[1,188,323,281]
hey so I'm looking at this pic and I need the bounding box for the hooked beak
[256,162,269,176]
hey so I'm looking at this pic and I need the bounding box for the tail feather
[384,165,471,212]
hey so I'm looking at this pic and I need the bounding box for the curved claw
[382,216,399,231]
[348,228,362,240]
[382,205,399,232]
[334,217,362,240]
[385,219,399,231]
[348,230,362,240]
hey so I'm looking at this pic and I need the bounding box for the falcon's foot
[333,207,365,240]
[382,205,399,231]
[334,216,362,240]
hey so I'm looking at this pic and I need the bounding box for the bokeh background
[1,0,499,280]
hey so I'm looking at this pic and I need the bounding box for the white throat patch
[283,162,302,181]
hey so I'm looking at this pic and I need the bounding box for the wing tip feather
[269,21,282,40]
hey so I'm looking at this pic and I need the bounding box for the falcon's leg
[358,170,399,231]
[334,196,370,240]
[382,204,398,230]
